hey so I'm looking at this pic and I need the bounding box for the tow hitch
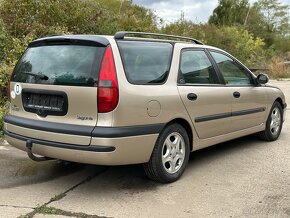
[26,140,54,162]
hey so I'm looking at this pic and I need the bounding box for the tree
[255,0,290,36]
[245,0,290,47]
[162,18,268,67]
[209,0,250,26]
[209,0,290,49]
[243,4,268,35]
[0,0,158,37]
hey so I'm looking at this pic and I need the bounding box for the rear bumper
[4,115,162,165]
[4,129,159,165]
[4,130,115,152]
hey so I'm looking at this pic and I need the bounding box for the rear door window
[117,41,173,84]
[179,50,220,84]
[12,45,106,87]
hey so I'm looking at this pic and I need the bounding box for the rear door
[209,50,267,131]
[8,39,107,145]
[177,49,233,139]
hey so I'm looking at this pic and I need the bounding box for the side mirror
[257,73,269,84]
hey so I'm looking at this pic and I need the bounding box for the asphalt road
[0,80,290,218]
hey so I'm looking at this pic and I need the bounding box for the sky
[133,0,290,24]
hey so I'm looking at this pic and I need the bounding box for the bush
[0,34,32,137]
[162,20,270,67]
[268,56,290,79]
[0,109,4,136]
[0,63,13,100]
[213,27,269,67]
[0,104,9,136]
[0,64,12,135]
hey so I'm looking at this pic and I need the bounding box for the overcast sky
[133,0,290,24]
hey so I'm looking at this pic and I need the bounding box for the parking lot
[0,80,290,218]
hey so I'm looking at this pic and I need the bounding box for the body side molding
[195,107,266,123]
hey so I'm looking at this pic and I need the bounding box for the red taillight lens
[7,80,10,101]
[97,45,119,113]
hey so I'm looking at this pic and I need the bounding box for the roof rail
[114,31,204,45]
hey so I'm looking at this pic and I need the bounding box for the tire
[143,123,190,183]
[258,101,283,141]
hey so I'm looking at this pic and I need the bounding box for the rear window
[11,45,106,87]
[117,41,173,84]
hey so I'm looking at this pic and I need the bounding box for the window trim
[207,49,257,87]
[177,48,224,86]
[116,40,174,85]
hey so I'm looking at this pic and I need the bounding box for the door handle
[233,91,241,98]
[187,93,198,101]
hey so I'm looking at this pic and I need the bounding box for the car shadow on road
[0,134,266,191]
[0,158,87,189]
[189,134,261,163]
[73,134,266,194]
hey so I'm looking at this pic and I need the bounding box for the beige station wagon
[4,32,287,183]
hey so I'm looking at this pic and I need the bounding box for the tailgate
[6,39,108,145]
[7,83,98,145]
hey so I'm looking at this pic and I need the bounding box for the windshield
[11,45,106,86]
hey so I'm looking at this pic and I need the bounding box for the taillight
[97,45,119,113]
[7,80,10,101]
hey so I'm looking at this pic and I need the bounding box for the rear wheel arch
[163,118,193,151]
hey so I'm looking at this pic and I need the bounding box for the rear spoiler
[29,35,110,47]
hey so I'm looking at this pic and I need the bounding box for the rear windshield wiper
[23,72,49,80]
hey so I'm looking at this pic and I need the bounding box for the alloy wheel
[161,132,186,174]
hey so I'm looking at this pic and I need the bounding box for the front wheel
[258,101,283,141]
[143,123,190,183]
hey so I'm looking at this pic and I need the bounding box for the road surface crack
[0,204,34,209]
[34,206,110,218]
[19,167,110,218]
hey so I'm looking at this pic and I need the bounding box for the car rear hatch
[7,35,110,145]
